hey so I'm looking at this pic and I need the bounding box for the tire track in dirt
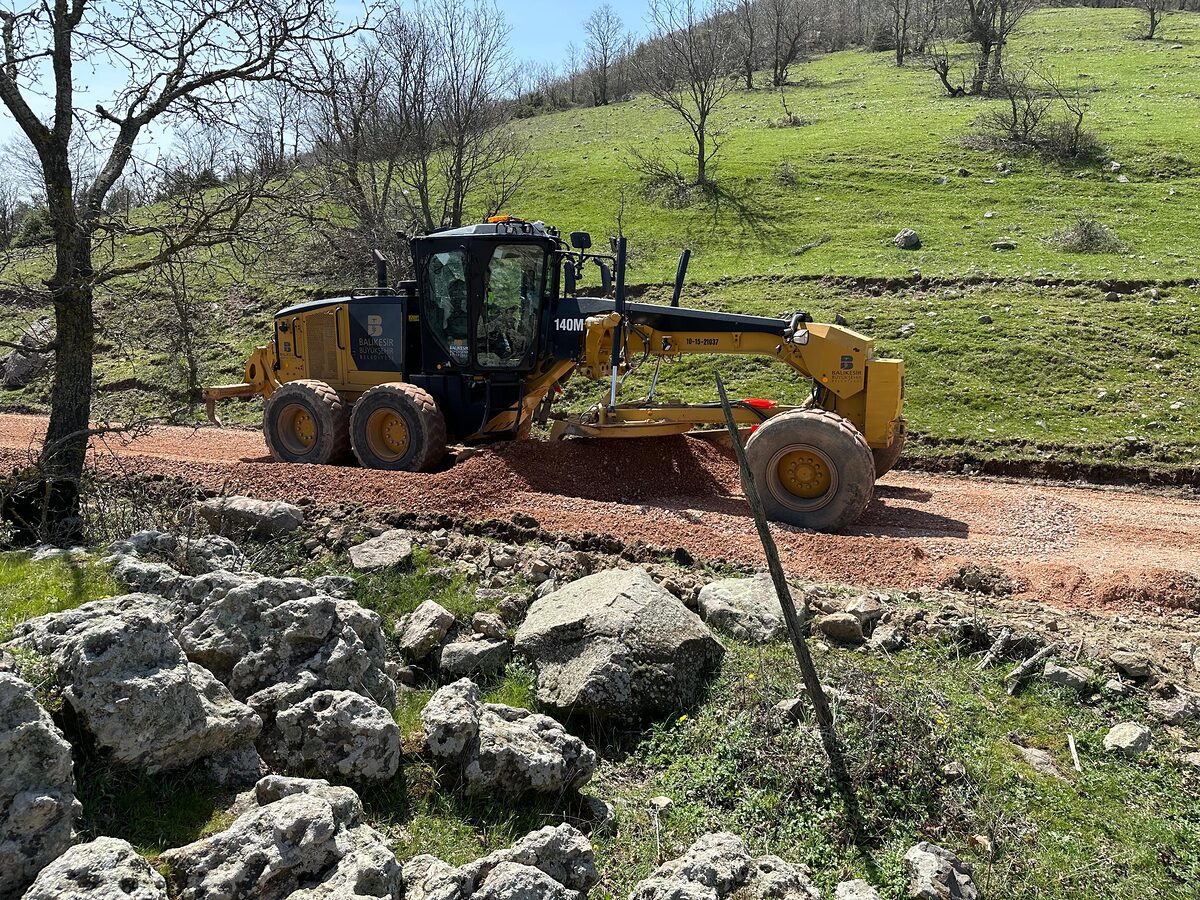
[2,412,1197,615]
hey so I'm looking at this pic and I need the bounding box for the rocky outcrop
[20,837,168,900]
[697,574,787,644]
[273,690,401,782]
[398,600,455,660]
[1104,721,1152,756]
[403,824,598,900]
[514,568,724,720]
[630,832,819,900]
[162,776,399,900]
[0,673,79,900]
[438,636,510,681]
[198,496,305,537]
[0,317,53,390]
[6,595,260,774]
[903,842,978,900]
[421,679,596,796]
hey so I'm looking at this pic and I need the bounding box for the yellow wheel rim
[366,409,410,462]
[278,402,317,456]
[776,448,832,499]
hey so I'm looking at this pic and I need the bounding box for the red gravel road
[3,412,1198,615]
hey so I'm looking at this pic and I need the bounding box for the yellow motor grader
[205,217,904,531]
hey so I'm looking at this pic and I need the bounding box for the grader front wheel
[744,408,875,531]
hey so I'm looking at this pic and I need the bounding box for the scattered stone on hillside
[0,672,80,900]
[272,690,401,782]
[630,832,819,900]
[21,836,168,900]
[6,595,261,773]
[1017,745,1066,780]
[1043,661,1092,692]
[1109,651,1152,679]
[1149,690,1200,725]
[404,823,598,900]
[1103,678,1131,697]
[106,529,179,559]
[978,314,993,325]
[836,880,884,900]
[198,495,305,537]
[894,229,921,250]
[0,316,54,389]
[1104,290,1121,302]
[816,612,865,644]
[162,776,399,900]
[697,574,788,643]
[472,611,508,639]
[941,761,967,781]
[991,240,1017,251]
[774,697,807,725]
[438,637,511,681]
[844,594,887,626]
[399,599,456,660]
[514,567,724,720]
[421,678,596,796]
[348,529,414,571]
[1103,721,1152,756]
[942,564,1015,597]
[867,623,906,653]
[902,841,978,900]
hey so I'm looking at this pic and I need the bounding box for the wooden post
[714,374,839,743]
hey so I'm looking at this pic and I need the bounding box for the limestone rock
[273,690,401,782]
[1109,651,1152,679]
[697,574,787,643]
[474,861,576,900]
[514,568,724,720]
[403,824,598,900]
[349,529,414,571]
[894,229,921,250]
[399,600,456,661]
[1043,661,1092,692]
[6,596,260,773]
[902,842,977,900]
[162,776,398,900]
[1149,690,1200,725]
[439,637,511,681]
[0,673,79,900]
[422,679,596,796]
[0,317,53,389]
[198,495,305,537]
[21,836,168,900]
[1104,721,1152,756]
[815,612,865,644]
[473,612,508,639]
[630,832,818,900]
[182,534,248,574]
[836,880,883,900]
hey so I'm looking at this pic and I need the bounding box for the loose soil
[2,412,1198,616]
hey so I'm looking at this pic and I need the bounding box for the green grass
[0,553,121,641]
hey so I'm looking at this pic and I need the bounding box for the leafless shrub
[627,148,700,208]
[1048,215,1126,254]
[974,66,1102,163]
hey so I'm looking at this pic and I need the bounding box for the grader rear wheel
[745,408,875,531]
[350,382,447,472]
[263,380,350,465]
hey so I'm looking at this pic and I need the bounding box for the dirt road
[3,412,1198,614]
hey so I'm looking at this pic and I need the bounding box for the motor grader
[204,217,905,531]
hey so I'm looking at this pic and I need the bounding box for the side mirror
[597,261,613,296]
[564,261,577,295]
[570,231,592,250]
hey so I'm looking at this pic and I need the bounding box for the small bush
[773,159,800,187]
[1049,216,1126,254]
[768,114,812,129]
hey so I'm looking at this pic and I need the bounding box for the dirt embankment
[2,412,1198,616]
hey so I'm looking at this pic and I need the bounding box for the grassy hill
[2,7,1198,479]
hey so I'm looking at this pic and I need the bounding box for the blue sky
[0,0,649,166]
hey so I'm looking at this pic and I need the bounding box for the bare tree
[885,0,915,65]
[765,0,809,86]
[963,0,1036,94]
[734,0,760,89]
[0,175,23,249]
[637,0,737,186]
[565,41,582,104]
[0,0,347,533]
[585,4,626,105]
[1133,0,1176,39]
[919,38,967,96]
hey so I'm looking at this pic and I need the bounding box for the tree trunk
[986,39,1005,93]
[696,127,707,186]
[971,43,991,95]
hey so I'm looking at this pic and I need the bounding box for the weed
[1048,215,1126,253]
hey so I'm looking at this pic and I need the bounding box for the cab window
[476,244,544,369]
[423,249,470,365]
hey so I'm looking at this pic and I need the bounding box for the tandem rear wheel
[263,379,351,465]
[350,382,447,472]
[745,408,876,531]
